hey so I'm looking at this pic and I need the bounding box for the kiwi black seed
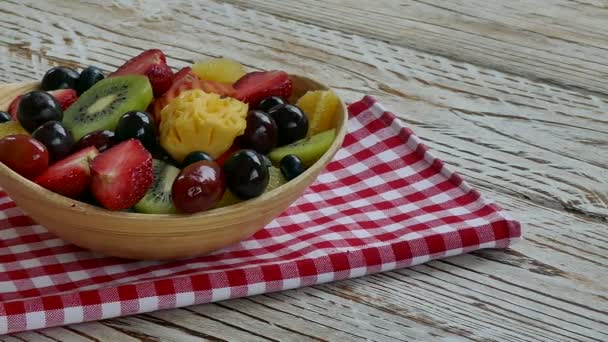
[63,75,153,140]
[133,159,180,214]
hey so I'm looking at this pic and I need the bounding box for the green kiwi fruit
[270,129,336,167]
[134,159,180,214]
[214,166,286,209]
[63,75,153,140]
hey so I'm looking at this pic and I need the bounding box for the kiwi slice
[270,129,336,167]
[214,166,286,209]
[63,75,153,140]
[134,159,180,214]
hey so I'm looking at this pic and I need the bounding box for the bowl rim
[0,75,348,224]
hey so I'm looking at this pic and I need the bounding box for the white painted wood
[0,0,606,341]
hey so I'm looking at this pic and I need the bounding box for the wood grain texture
[0,0,606,341]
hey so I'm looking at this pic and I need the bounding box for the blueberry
[279,154,305,181]
[182,151,213,167]
[223,149,269,199]
[32,121,75,162]
[115,111,156,150]
[257,96,286,112]
[269,105,308,146]
[0,111,12,123]
[41,67,79,91]
[17,91,63,132]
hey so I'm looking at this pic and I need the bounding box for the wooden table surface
[1,0,607,341]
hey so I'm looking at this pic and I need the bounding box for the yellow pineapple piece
[192,58,246,84]
[0,121,28,139]
[160,89,248,162]
[296,90,340,137]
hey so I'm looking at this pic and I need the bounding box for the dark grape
[41,67,79,91]
[17,91,63,132]
[223,149,269,199]
[257,96,286,112]
[75,130,115,152]
[32,121,75,162]
[76,66,105,95]
[172,161,225,213]
[0,111,11,123]
[269,105,308,146]
[279,154,305,181]
[182,151,213,167]
[238,110,277,154]
[115,111,156,150]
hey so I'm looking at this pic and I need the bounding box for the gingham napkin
[0,96,521,334]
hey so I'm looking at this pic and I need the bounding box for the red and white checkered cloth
[0,96,521,334]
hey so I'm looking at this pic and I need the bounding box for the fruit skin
[159,89,247,162]
[134,159,179,214]
[63,75,154,140]
[145,63,174,97]
[0,134,49,180]
[296,90,339,137]
[223,149,269,199]
[0,111,11,123]
[115,111,156,150]
[0,122,28,139]
[269,128,336,167]
[151,67,236,124]
[280,154,305,181]
[172,160,225,213]
[234,71,292,109]
[269,104,308,146]
[238,110,277,154]
[74,130,116,153]
[76,66,105,95]
[90,139,153,210]
[182,151,213,167]
[41,67,79,91]
[215,143,240,167]
[35,146,99,198]
[17,91,63,133]
[192,58,246,84]
[48,89,78,111]
[257,96,286,113]
[32,121,75,163]
[108,49,174,99]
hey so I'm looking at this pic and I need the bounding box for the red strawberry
[48,89,78,111]
[151,67,235,123]
[35,146,99,199]
[108,49,174,98]
[90,139,153,211]
[109,49,166,77]
[145,63,174,97]
[234,71,292,108]
[7,95,21,120]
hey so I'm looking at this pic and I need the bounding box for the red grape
[0,134,49,179]
[172,161,225,213]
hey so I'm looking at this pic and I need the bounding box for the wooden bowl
[0,75,347,260]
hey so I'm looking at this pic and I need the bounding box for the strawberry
[7,95,21,120]
[108,49,174,98]
[48,89,78,111]
[144,63,174,97]
[151,67,235,123]
[234,71,292,108]
[7,89,78,119]
[35,146,99,199]
[90,139,153,210]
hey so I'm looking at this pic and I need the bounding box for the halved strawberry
[109,49,174,98]
[48,89,78,111]
[234,71,292,108]
[35,146,99,199]
[109,49,166,77]
[90,139,153,210]
[151,67,235,123]
[7,95,21,120]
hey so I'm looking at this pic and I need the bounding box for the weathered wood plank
[224,0,608,95]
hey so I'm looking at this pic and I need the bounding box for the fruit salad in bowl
[0,49,347,259]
